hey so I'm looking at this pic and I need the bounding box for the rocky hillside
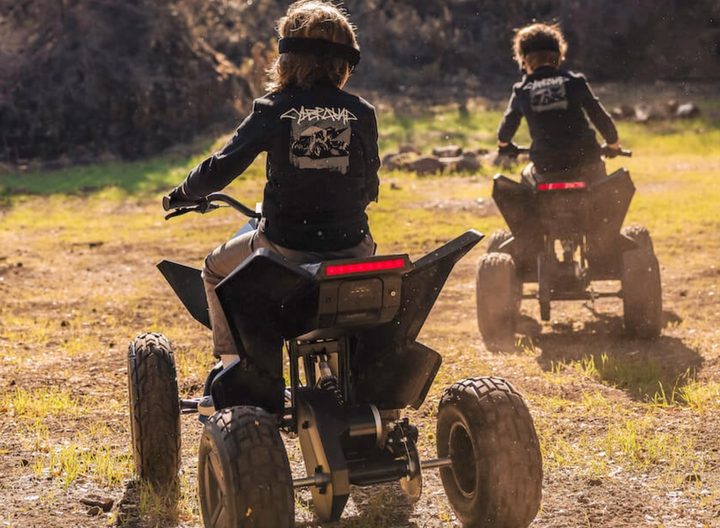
[1,0,718,163]
[0,0,252,163]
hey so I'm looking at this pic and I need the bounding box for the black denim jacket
[498,67,618,172]
[180,82,380,251]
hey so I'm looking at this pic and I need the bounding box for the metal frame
[163,230,484,523]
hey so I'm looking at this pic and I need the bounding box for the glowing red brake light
[326,259,406,276]
[537,182,586,190]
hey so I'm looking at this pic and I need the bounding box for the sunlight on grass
[533,390,706,487]
[677,380,720,413]
[602,416,703,477]
[0,134,256,197]
[377,105,525,155]
[28,431,133,488]
[550,353,700,404]
[1,104,718,264]
[1,387,84,420]
[1,100,720,526]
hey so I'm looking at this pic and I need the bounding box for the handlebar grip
[163,193,202,211]
[602,146,632,158]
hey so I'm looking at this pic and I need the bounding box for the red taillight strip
[537,181,586,190]
[326,258,406,276]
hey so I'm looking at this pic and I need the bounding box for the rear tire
[621,226,662,338]
[540,300,551,322]
[437,377,542,528]
[128,333,181,488]
[476,253,519,350]
[622,224,654,252]
[487,229,513,254]
[198,406,294,528]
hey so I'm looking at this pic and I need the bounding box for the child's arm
[357,107,380,203]
[172,102,270,200]
[497,91,523,147]
[579,77,620,148]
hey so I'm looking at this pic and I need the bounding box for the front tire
[198,406,294,528]
[476,253,519,350]
[437,377,542,528]
[487,229,513,254]
[128,333,181,488]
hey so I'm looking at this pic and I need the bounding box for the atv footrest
[523,290,621,301]
[180,398,199,413]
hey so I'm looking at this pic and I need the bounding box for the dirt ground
[0,172,719,528]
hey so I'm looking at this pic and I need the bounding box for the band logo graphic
[525,76,568,112]
[281,106,355,173]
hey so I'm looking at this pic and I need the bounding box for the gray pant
[202,229,375,357]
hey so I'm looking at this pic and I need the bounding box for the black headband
[278,37,361,67]
[520,39,561,56]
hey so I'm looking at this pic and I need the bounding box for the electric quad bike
[127,193,543,528]
[477,147,662,349]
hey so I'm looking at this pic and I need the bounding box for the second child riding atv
[128,193,543,528]
[477,147,662,349]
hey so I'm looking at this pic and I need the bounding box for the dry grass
[1,99,720,527]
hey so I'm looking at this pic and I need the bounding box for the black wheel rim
[201,447,229,528]
[449,422,477,497]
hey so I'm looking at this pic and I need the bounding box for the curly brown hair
[265,0,359,92]
[512,23,568,71]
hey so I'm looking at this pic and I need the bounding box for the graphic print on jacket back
[526,76,568,112]
[281,106,356,174]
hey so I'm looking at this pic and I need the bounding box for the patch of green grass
[378,105,515,154]
[677,380,720,413]
[552,353,697,404]
[602,415,703,476]
[533,390,705,485]
[31,441,132,488]
[2,387,85,420]
[0,136,265,198]
[2,99,720,526]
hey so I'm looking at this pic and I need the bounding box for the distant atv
[127,193,543,528]
[477,148,662,348]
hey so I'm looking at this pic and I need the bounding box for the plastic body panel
[492,168,636,283]
[160,230,483,412]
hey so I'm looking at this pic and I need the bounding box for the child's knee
[201,252,224,284]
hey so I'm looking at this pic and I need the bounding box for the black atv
[127,193,543,528]
[477,148,662,349]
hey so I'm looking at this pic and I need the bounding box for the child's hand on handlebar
[164,186,206,211]
[498,141,521,157]
[601,143,631,158]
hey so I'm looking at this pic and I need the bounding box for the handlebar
[602,145,632,158]
[162,193,262,221]
[501,145,631,159]
[163,194,198,211]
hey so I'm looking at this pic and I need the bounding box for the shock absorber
[316,353,343,405]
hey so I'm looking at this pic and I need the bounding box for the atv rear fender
[493,168,634,239]
[158,230,483,410]
[493,168,635,255]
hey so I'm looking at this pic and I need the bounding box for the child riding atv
[497,22,623,186]
[140,8,545,526]
[165,0,380,416]
[475,23,663,348]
